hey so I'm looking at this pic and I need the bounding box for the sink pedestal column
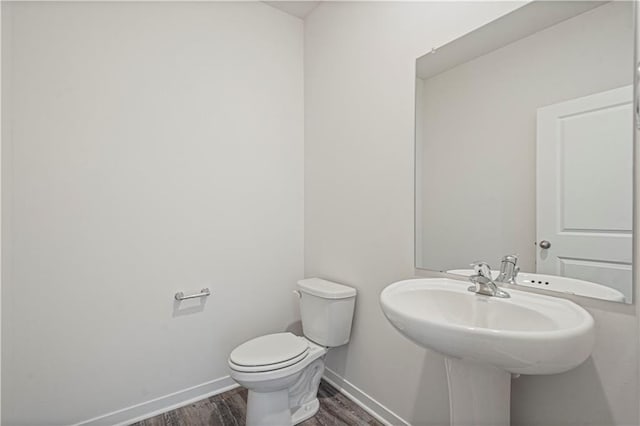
[445,358,511,426]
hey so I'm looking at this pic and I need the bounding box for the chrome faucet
[468,261,510,298]
[495,254,519,285]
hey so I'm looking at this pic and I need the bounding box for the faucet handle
[470,261,492,278]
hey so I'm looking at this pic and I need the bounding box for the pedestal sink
[380,278,595,426]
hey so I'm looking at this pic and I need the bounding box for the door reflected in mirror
[415,1,635,303]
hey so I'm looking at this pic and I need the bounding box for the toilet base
[245,391,321,426]
[242,355,326,426]
[246,389,292,426]
[292,398,320,425]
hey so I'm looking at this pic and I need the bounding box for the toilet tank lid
[297,278,357,299]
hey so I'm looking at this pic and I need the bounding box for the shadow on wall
[286,320,303,336]
[324,344,351,379]
[172,296,209,317]
[511,357,614,426]
[408,352,450,426]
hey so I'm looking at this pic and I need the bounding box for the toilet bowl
[229,333,327,425]
[228,278,356,426]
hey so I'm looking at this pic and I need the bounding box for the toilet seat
[229,332,309,373]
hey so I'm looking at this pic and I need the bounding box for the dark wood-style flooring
[131,380,384,426]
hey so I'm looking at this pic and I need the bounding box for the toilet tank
[297,278,356,347]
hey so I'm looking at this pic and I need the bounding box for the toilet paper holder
[174,288,211,301]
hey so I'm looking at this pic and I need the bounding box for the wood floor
[131,380,384,426]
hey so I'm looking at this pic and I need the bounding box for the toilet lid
[229,332,309,370]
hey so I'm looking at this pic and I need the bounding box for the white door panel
[537,85,633,302]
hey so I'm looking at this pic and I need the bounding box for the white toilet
[228,278,356,426]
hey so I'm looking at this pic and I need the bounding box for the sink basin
[447,269,626,302]
[380,278,595,375]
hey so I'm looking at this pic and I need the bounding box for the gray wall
[1,2,304,424]
[304,1,639,425]
[419,2,633,273]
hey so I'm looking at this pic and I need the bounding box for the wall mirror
[415,1,635,303]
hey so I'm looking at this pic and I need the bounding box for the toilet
[228,278,357,426]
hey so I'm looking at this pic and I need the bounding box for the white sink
[380,278,594,374]
[447,269,626,302]
[380,278,595,426]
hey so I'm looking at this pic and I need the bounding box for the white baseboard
[73,376,239,426]
[73,369,407,426]
[323,368,410,426]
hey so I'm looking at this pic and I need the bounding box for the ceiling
[264,1,322,19]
